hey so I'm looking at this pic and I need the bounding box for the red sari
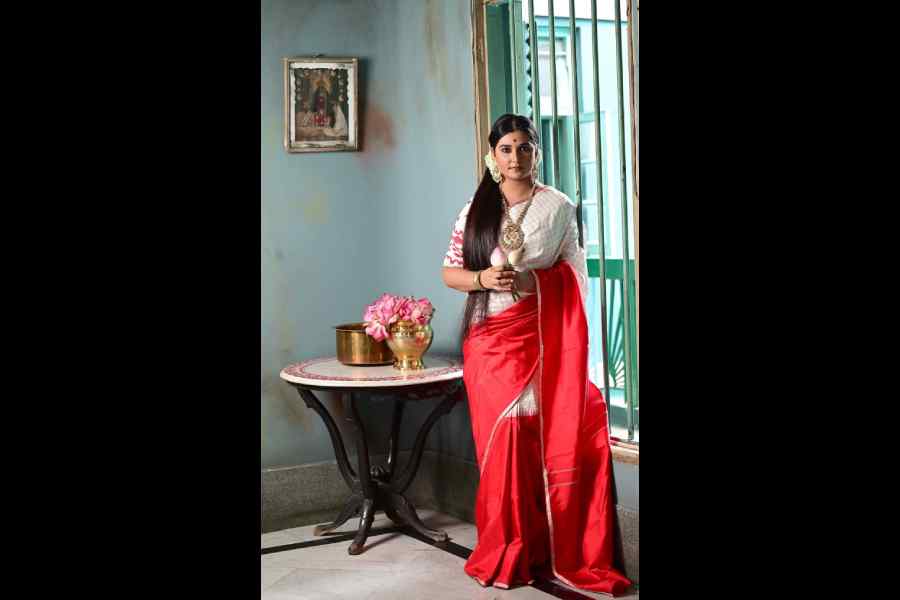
[462,261,631,595]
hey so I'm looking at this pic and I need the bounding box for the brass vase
[385,320,433,370]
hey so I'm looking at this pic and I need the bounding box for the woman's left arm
[514,203,587,298]
[557,204,589,303]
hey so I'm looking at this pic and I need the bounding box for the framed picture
[283,56,359,153]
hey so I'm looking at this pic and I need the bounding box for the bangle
[473,269,484,291]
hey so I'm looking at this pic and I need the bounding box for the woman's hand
[479,265,517,291]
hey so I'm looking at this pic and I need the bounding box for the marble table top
[280,355,463,388]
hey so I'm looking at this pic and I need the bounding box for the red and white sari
[461,260,631,595]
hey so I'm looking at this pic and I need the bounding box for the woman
[313,83,329,127]
[441,114,631,595]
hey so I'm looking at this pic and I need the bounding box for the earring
[484,152,502,183]
[532,148,542,180]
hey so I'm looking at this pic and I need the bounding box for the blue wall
[261,4,637,518]
[262,0,478,468]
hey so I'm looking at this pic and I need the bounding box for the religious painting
[283,56,359,153]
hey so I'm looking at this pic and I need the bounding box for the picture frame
[283,56,359,153]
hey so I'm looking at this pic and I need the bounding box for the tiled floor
[262,509,638,599]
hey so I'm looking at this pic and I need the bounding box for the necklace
[499,183,535,254]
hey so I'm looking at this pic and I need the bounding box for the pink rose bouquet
[363,293,435,341]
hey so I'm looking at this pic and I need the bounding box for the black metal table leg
[385,388,461,542]
[392,390,460,494]
[312,493,363,537]
[382,398,407,527]
[386,398,404,479]
[293,387,363,539]
[290,380,462,554]
[294,388,358,491]
[346,393,376,555]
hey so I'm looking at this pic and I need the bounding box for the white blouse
[443,184,588,318]
[443,184,589,418]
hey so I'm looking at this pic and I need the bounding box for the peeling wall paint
[363,103,395,151]
[424,0,449,98]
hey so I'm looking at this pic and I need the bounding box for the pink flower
[490,246,507,267]
[377,294,395,317]
[395,296,413,322]
[410,297,434,325]
[363,302,378,323]
[365,320,388,342]
[363,293,434,340]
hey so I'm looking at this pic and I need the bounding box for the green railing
[587,258,638,436]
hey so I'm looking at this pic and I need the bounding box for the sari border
[535,260,599,592]
[466,294,539,477]
[478,392,526,477]
[535,261,559,583]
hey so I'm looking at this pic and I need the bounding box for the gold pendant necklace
[499,183,535,255]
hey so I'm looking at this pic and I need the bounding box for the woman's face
[492,131,537,183]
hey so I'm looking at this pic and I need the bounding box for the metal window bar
[589,0,613,432]
[614,0,636,440]
[518,0,635,441]
[627,0,639,384]
[569,0,583,247]
[508,0,518,114]
[547,0,561,188]
[528,0,541,135]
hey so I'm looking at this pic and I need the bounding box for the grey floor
[262,509,639,599]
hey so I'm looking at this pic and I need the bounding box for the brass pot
[385,320,433,370]
[334,322,394,365]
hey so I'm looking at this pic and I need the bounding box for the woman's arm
[553,203,588,302]
[441,199,532,296]
[442,266,519,293]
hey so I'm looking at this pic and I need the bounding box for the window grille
[485,0,639,442]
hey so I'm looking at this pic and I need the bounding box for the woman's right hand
[478,265,517,291]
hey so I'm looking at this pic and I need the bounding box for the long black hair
[460,113,540,342]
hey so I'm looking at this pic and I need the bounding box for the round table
[280,355,464,555]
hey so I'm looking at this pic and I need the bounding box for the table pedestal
[289,380,463,555]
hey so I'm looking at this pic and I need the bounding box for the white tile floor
[262,509,638,600]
